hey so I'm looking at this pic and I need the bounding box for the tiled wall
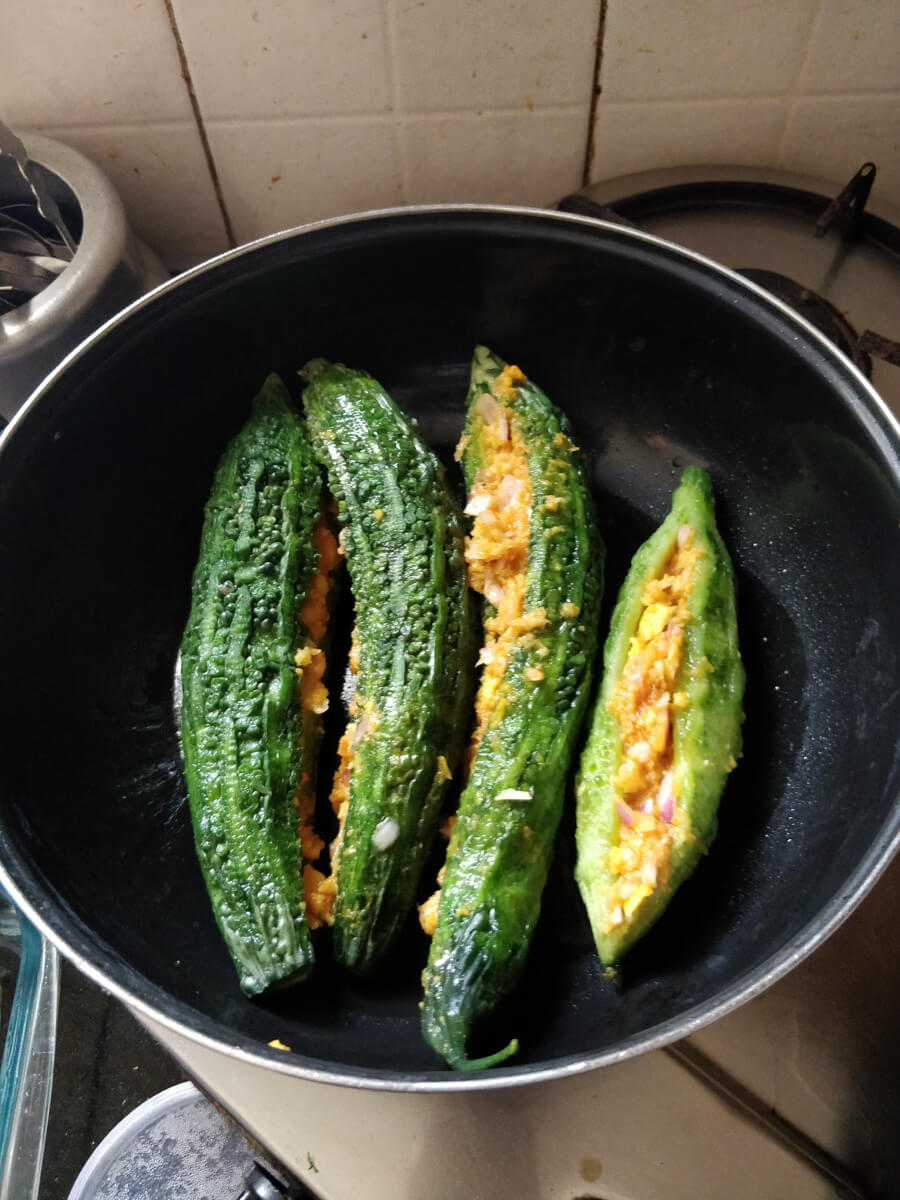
[2,0,897,269]
[591,0,900,200]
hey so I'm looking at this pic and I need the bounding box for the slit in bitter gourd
[300,358,477,974]
[180,373,337,996]
[575,466,744,966]
[419,346,604,1070]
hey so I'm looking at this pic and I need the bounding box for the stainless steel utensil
[0,250,60,296]
[0,122,75,257]
[0,132,168,418]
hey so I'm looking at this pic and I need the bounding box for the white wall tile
[170,0,393,120]
[402,109,588,206]
[0,0,192,127]
[779,94,900,205]
[800,0,900,94]
[389,0,601,111]
[589,98,787,183]
[207,117,403,243]
[32,123,231,271]
[601,0,819,101]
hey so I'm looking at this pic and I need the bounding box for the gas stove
[559,163,900,420]
[9,167,900,1200]
[132,168,900,1200]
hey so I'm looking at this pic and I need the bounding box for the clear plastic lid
[0,886,59,1200]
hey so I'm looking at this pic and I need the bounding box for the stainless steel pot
[0,206,898,1091]
[0,132,168,419]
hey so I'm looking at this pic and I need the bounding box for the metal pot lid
[561,164,900,418]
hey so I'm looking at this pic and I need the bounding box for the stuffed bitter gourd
[575,466,744,965]
[300,358,477,974]
[181,374,335,996]
[420,346,604,1070]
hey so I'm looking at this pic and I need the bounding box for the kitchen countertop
[0,949,185,1200]
[2,855,896,1196]
[10,857,892,1199]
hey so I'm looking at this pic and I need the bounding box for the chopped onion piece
[371,817,399,851]
[486,582,505,609]
[496,413,510,443]
[496,788,531,803]
[477,644,495,666]
[677,523,693,547]
[496,473,524,511]
[351,711,371,747]
[615,799,635,827]
[464,491,491,516]
[474,394,499,424]
[658,771,675,824]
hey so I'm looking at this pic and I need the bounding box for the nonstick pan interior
[1,208,899,1088]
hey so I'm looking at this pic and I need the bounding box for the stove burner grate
[736,267,871,375]
[559,162,900,409]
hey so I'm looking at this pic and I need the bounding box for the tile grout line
[580,88,900,107]
[665,1042,872,1199]
[775,105,794,169]
[792,0,826,95]
[777,0,825,166]
[203,102,592,126]
[161,0,237,248]
[383,0,409,205]
[581,0,609,187]
[30,87,898,142]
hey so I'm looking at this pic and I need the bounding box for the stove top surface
[563,164,900,420]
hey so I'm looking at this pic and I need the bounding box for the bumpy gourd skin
[301,358,477,974]
[180,374,322,996]
[575,466,744,965]
[421,346,604,1070]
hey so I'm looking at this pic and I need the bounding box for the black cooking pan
[1,207,899,1090]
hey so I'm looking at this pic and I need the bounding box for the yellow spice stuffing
[419,365,535,936]
[603,528,702,930]
[294,521,339,881]
[304,865,336,930]
[304,663,380,928]
[463,366,534,747]
[295,519,350,930]
[417,888,440,937]
[303,722,351,930]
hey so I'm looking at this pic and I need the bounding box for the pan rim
[3,201,898,449]
[3,821,900,1093]
[1,202,899,1092]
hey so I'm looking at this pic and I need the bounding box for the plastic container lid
[67,1081,263,1200]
